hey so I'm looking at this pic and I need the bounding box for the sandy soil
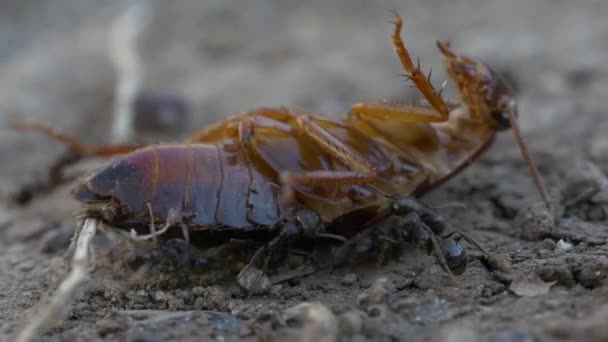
[1,0,608,341]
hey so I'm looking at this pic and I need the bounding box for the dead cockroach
[14,12,549,292]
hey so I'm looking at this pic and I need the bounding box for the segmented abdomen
[78,144,281,229]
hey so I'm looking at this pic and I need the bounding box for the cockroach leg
[11,149,83,205]
[390,11,448,117]
[295,115,379,173]
[11,122,143,204]
[350,11,450,123]
[279,170,376,204]
[11,121,143,157]
[233,113,380,205]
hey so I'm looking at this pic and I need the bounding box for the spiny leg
[186,107,293,143]
[278,114,387,202]
[202,108,382,200]
[389,11,449,117]
[232,113,380,204]
[350,11,451,123]
[278,170,376,204]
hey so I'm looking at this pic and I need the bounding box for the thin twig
[15,218,98,342]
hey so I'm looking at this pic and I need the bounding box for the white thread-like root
[129,222,172,241]
[16,218,98,342]
[129,208,180,241]
[181,224,190,243]
[109,0,151,143]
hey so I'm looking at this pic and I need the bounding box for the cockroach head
[437,41,516,130]
[439,41,551,210]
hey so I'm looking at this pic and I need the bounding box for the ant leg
[237,229,290,293]
[332,196,470,279]
[443,230,487,255]
[391,195,469,276]
[400,212,458,280]
[237,207,329,292]
[393,196,488,254]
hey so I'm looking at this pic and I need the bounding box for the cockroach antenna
[507,109,552,211]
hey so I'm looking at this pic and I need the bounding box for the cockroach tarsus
[13,12,550,291]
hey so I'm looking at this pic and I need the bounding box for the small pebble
[341,274,358,286]
[237,266,272,294]
[95,313,128,337]
[540,238,556,250]
[356,278,393,309]
[17,260,35,272]
[442,326,480,342]
[284,302,338,342]
[194,297,206,310]
[154,291,168,303]
[556,239,573,252]
[338,310,365,336]
[270,284,283,296]
[497,328,534,342]
[515,203,554,241]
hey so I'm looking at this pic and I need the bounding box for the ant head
[439,238,467,275]
[437,41,516,130]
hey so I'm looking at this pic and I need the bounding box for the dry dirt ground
[1,0,608,341]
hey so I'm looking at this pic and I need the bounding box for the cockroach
[14,12,550,290]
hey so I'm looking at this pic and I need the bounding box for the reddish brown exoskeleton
[13,12,549,289]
